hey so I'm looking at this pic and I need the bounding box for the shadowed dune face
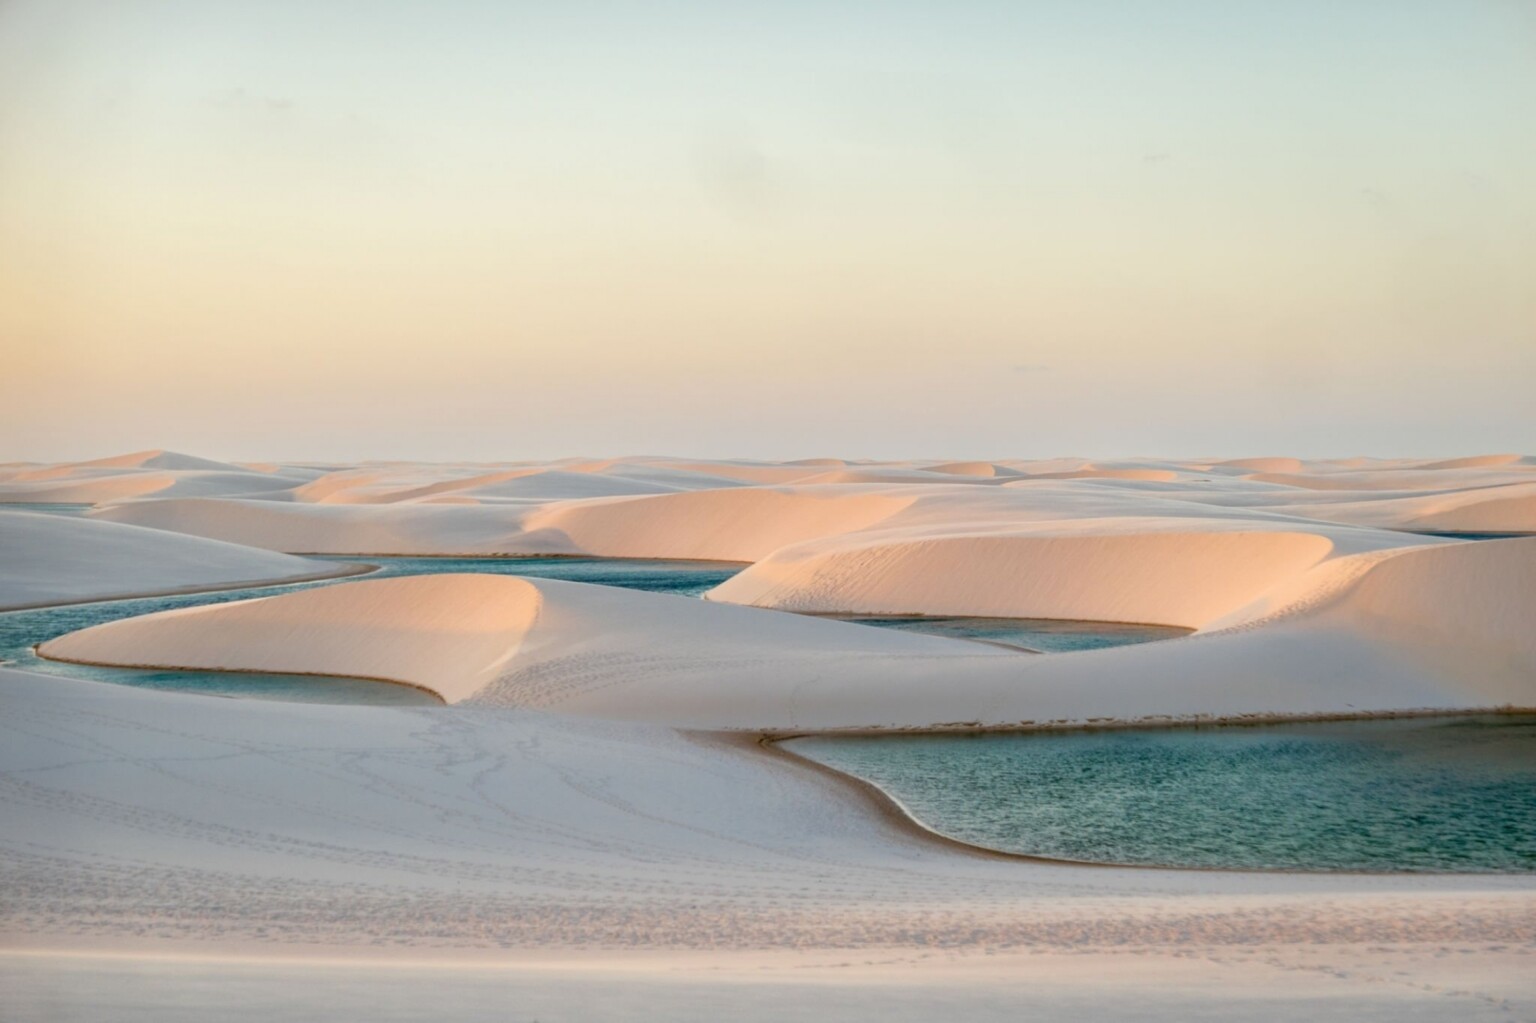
[708,530,1336,629]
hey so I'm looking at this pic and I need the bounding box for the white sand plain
[3,451,1534,1020]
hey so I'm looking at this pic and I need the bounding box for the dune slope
[709,529,1335,628]
[0,511,355,610]
[40,574,544,702]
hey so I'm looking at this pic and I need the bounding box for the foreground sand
[7,945,1535,1022]
[4,668,1533,1019]
[3,452,1534,1019]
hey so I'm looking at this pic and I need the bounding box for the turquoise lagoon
[787,716,1536,873]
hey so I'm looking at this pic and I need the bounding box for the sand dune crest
[40,574,544,702]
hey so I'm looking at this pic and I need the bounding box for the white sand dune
[86,470,1454,559]
[0,458,302,505]
[1413,488,1536,532]
[40,574,546,702]
[6,451,1536,1018]
[1249,467,1536,492]
[39,573,1002,708]
[708,528,1337,628]
[1211,456,1306,473]
[0,510,356,610]
[921,460,1005,477]
[89,484,930,558]
[291,466,684,504]
[91,497,538,554]
[649,459,844,484]
[449,468,683,501]
[1021,467,1181,481]
[40,536,1535,730]
[58,449,250,473]
[1416,453,1525,470]
[48,449,1531,557]
[793,466,1001,485]
[1271,480,1536,533]
[0,470,182,504]
[520,485,927,560]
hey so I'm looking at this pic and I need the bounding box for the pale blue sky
[2,1,1532,460]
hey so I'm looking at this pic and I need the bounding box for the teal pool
[820,614,1189,652]
[325,555,741,597]
[0,502,92,516]
[786,716,1536,873]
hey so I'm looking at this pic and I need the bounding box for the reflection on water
[788,716,1536,872]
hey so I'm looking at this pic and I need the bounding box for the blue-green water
[325,555,741,597]
[821,614,1189,652]
[787,717,1536,872]
[1402,530,1535,541]
[1,556,742,705]
[0,502,92,516]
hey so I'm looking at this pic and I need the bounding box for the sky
[2,0,1533,462]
